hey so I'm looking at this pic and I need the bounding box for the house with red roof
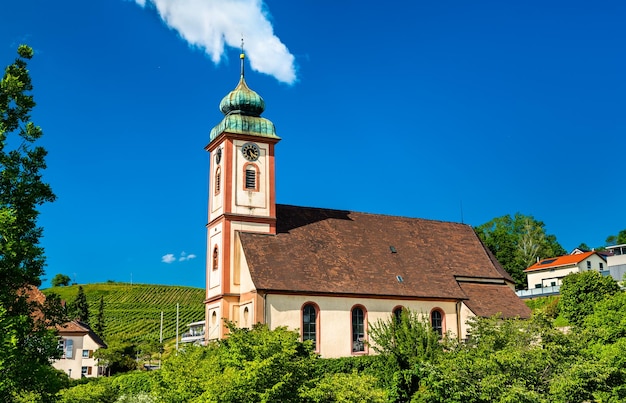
[53,320,107,379]
[524,251,607,292]
[22,287,107,379]
[203,51,530,357]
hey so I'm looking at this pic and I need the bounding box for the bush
[300,372,387,402]
[559,271,620,327]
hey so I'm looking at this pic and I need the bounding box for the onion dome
[219,76,265,116]
[209,49,279,143]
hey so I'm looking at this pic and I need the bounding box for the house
[203,50,530,358]
[605,244,626,283]
[22,286,107,378]
[524,251,607,292]
[53,320,107,379]
[180,320,206,345]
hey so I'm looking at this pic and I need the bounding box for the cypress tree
[74,285,90,325]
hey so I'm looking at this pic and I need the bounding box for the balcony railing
[181,330,205,344]
[516,285,560,299]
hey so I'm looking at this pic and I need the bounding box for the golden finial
[240,37,245,77]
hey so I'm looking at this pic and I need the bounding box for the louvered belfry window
[245,166,256,190]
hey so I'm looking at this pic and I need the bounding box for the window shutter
[87,367,92,375]
[89,350,93,358]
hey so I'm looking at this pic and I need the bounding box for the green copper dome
[219,76,265,116]
[209,55,279,143]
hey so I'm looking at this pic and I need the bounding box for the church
[203,51,530,358]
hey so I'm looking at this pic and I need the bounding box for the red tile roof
[239,205,529,318]
[524,251,599,272]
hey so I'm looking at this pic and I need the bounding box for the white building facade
[53,321,107,379]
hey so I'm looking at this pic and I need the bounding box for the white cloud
[134,0,296,84]
[161,253,176,263]
[179,251,198,262]
[163,252,198,263]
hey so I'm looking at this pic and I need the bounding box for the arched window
[393,306,404,324]
[212,246,219,271]
[244,164,258,191]
[302,303,319,350]
[214,166,221,195]
[431,309,444,337]
[243,307,250,327]
[351,306,366,353]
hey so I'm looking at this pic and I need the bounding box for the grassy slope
[43,283,205,344]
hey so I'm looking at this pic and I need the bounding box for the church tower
[204,46,280,340]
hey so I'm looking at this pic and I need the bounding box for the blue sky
[2,0,624,289]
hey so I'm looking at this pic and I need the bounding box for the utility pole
[159,311,163,369]
[175,303,179,352]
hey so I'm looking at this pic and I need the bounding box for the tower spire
[240,37,245,78]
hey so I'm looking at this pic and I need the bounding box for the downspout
[263,292,269,328]
[456,301,462,341]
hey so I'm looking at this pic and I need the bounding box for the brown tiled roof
[56,320,107,348]
[459,282,531,318]
[239,205,527,317]
[19,285,47,321]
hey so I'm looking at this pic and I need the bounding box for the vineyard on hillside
[43,283,205,344]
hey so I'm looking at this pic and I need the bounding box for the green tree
[475,213,566,289]
[606,229,626,246]
[300,371,388,403]
[368,309,443,401]
[575,242,591,251]
[580,291,626,344]
[154,322,317,402]
[415,315,579,403]
[0,45,61,401]
[0,44,56,305]
[42,291,69,327]
[558,271,620,327]
[51,273,71,287]
[93,342,138,376]
[73,285,90,325]
[137,339,161,367]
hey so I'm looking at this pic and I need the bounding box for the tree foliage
[0,45,62,401]
[606,228,626,246]
[300,371,388,403]
[153,322,317,402]
[56,296,626,402]
[415,315,581,403]
[72,285,90,325]
[558,270,620,327]
[93,343,138,377]
[0,44,56,307]
[474,213,566,288]
[368,308,444,401]
[51,273,71,287]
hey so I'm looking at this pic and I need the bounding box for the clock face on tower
[241,142,260,162]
